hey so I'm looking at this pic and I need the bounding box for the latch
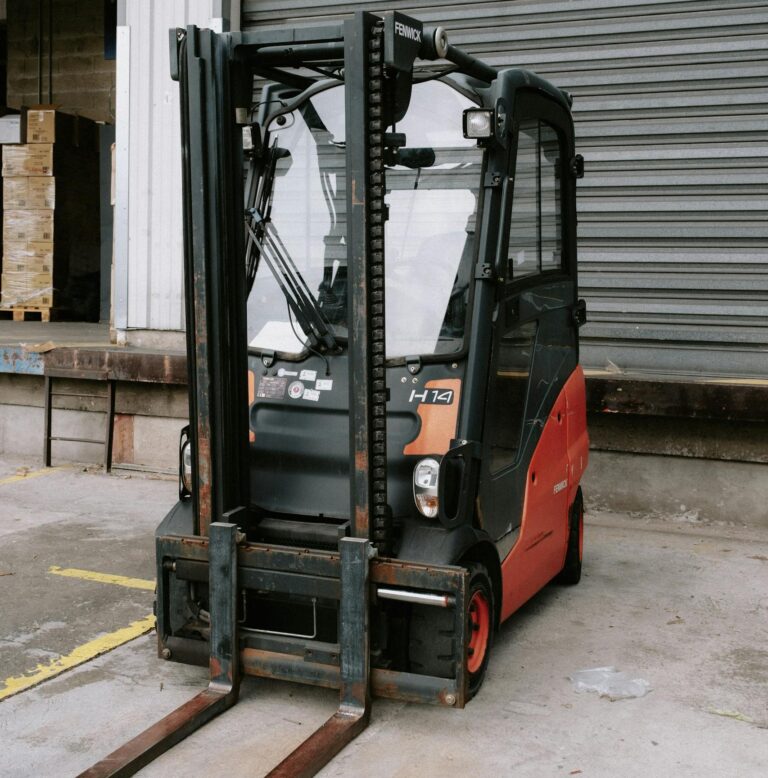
[572,299,587,327]
[406,355,422,375]
[474,262,493,280]
[570,154,584,179]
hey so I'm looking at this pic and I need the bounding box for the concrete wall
[0,373,187,472]
[584,451,768,530]
[6,0,115,123]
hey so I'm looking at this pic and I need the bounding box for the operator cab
[229,67,584,562]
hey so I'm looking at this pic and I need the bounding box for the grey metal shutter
[242,0,768,379]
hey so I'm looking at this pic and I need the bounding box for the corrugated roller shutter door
[242,0,768,379]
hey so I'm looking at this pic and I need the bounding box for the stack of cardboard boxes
[0,109,100,320]
[1,113,57,312]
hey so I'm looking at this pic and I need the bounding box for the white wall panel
[115,0,216,334]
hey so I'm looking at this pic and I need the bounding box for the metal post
[338,537,371,715]
[43,375,52,466]
[345,12,372,542]
[47,0,53,103]
[104,380,115,472]
[344,12,391,553]
[207,521,241,692]
[37,0,43,104]
[178,27,250,537]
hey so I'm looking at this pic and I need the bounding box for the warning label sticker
[288,380,305,399]
[256,375,287,399]
[303,388,320,402]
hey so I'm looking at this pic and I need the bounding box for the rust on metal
[248,371,255,442]
[242,648,339,689]
[196,426,212,534]
[76,689,230,778]
[266,710,369,778]
[350,178,365,207]
[43,347,188,384]
[209,656,223,679]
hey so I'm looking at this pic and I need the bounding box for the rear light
[413,457,440,518]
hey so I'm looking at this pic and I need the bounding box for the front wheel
[465,562,494,698]
[556,487,584,585]
[408,561,495,700]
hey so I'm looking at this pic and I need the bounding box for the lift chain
[367,22,392,555]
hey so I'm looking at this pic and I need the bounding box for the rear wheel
[556,487,583,585]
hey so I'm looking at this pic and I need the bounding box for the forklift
[82,10,588,777]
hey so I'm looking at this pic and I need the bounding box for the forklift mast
[80,11,587,778]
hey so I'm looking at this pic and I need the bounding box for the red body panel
[499,366,589,622]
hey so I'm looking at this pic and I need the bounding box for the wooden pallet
[0,306,51,322]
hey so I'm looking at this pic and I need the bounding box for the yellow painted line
[48,566,155,591]
[0,614,155,702]
[0,465,70,486]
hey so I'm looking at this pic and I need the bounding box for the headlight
[462,108,493,139]
[413,457,440,518]
[180,437,192,496]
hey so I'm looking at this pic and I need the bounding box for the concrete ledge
[586,372,768,422]
[583,450,768,530]
[44,347,187,384]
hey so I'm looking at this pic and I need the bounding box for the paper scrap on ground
[569,666,651,700]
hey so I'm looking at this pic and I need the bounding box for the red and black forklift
[82,10,588,777]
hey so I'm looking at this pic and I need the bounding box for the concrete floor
[1,457,767,777]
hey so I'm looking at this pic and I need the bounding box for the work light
[413,457,440,518]
[463,108,493,139]
[181,439,192,494]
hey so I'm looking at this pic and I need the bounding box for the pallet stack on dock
[0,109,100,322]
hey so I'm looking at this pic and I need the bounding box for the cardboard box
[0,270,53,308]
[3,241,54,273]
[1,144,53,176]
[0,114,24,144]
[25,109,56,143]
[1,270,53,289]
[3,177,55,209]
[1,290,53,308]
[3,210,54,243]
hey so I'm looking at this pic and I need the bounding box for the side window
[488,321,537,473]
[507,120,563,280]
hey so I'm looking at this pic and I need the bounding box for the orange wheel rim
[467,589,490,674]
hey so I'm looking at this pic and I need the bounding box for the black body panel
[249,353,465,522]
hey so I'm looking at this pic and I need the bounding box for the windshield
[246,79,483,358]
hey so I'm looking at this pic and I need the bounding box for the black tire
[408,562,495,700]
[464,563,494,699]
[557,487,583,585]
[408,603,455,680]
